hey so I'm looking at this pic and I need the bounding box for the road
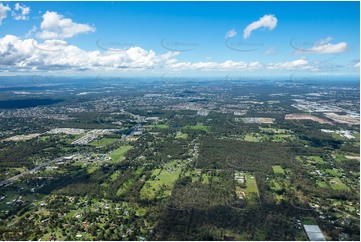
[0,118,143,187]
[0,156,67,187]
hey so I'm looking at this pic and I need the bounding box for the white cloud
[225,29,237,39]
[0,35,179,72]
[0,35,262,72]
[0,3,11,25]
[0,34,266,73]
[243,14,277,39]
[11,3,30,20]
[0,33,355,75]
[37,11,95,39]
[264,47,276,55]
[0,34,332,73]
[293,37,348,54]
[316,36,333,46]
[25,26,37,38]
[167,60,262,71]
[267,58,314,70]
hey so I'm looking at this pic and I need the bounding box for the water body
[0,99,64,109]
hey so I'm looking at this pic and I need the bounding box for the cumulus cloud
[0,35,179,72]
[0,3,11,25]
[0,35,328,73]
[1,34,269,73]
[25,26,37,38]
[167,59,320,72]
[167,60,262,71]
[267,58,314,70]
[11,3,30,20]
[243,14,277,39]
[293,37,348,54]
[37,11,95,39]
[264,47,276,55]
[316,36,333,46]
[0,30,353,74]
[225,29,237,39]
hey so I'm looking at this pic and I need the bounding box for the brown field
[345,156,360,161]
[323,113,360,125]
[285,114,332,124]
[242,117,275,124]
[3,133,41,142]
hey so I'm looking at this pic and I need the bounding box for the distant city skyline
[0,1,359,78]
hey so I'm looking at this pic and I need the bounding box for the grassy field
[151,169,162,176]
[184,170,197,182]
[89,138,118,147]
[331,132,345,140]
[244,134,261,142]
[316,181,328,188]
[260,127,289,134]
[110,145,133,162]
[176,132,188,139]
[271,134,295,142]
[114,168,144,195]
[272,165,285,175]
[333,153,347,163]
[329,178,349,190]
[40,135,51,142]
[13,167,26,172]
[325,168,341,177]
[72,161,85,167]
[243,130,294,143]
[116,179,135,196]
[184,169,208,183]
[87,165,99,174]
[295,156,303,162]
[306,156,325,164]
[245,174,260,201]
[149,124,169,129]
[184,123,210,133]
[140,164,182,200]
[233,172,260,203]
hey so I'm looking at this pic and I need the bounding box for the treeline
[0,138,63,169]
[154,202,313,240]
[197,136,292,172]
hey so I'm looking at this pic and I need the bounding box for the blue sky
[0,1,359,78]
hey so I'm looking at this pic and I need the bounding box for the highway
[0,156,67,187]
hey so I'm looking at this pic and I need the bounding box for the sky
[0,1,359,78]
